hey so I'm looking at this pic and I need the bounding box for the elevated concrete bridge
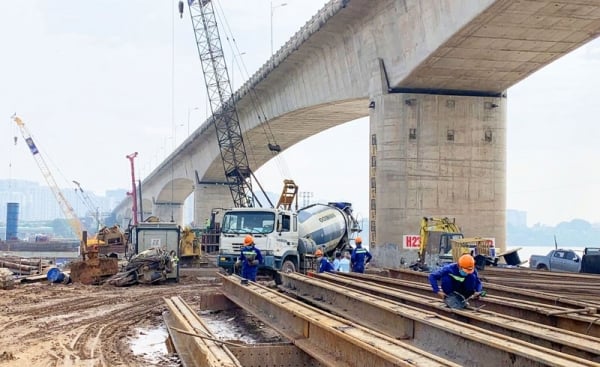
[114,0,600,267]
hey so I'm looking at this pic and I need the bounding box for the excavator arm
[418,217,462,265]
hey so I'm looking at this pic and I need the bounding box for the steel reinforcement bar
[279,272,600,367]
[310,272,600,361]
[163,296,243,367]
[219,274,461,367]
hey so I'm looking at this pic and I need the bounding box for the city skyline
[0,179,596,230]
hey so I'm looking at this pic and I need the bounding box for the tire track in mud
[1,282,216,367]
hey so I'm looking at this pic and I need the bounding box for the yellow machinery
[179,226,202,266]
[412,217,464,271]
[450,237,491,262]
[12,115,118,284]
[276,179,299,210]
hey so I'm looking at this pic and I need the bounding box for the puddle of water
[202,316,258,344]
[129,326,179,366]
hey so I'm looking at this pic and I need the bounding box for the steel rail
[349,271,600,337]
[384,269,600,313]
[219,274,461,367]
[482,267,600,281]
[280,272,600,367]
[164,296,243,367]
[307,272,600,361]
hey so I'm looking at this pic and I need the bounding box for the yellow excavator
[411,217,464,271]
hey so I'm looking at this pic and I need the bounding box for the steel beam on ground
[387,268,600,310]
[365,271,600,337]
[279,272,599,367]
[310,272,600,361]
[219,274,461,367]
[164,296,243,367]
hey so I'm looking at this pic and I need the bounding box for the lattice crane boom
[12,115,83,240]
[183,0,261,208]
[73,180,101,231]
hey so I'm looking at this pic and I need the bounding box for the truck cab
[217,207,300,276]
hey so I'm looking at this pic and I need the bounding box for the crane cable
[213,2,292,180]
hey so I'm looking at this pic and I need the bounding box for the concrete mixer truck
[217,202,361,282]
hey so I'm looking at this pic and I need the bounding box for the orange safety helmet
[244,235,254,245]
[458,254,475,274]
[315,248,323,257]
[355,237,362,245]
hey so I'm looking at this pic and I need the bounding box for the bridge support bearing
[369,74,506,267]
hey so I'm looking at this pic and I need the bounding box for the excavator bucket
[69,257,119,285]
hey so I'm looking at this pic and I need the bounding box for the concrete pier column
[194,184,234,229]
[153,202,184,224]
[369,66,506,268]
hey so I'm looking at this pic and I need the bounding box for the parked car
[529,248,600,273]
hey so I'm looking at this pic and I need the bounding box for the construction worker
[338,251,351,272]
[428,254,484,309]
[317,252,334,273]
[332,252,342,271]
[238,235,263,282]
[350,237,372,273]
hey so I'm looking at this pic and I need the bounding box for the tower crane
[11,115,83,241]
[180,0,273,208]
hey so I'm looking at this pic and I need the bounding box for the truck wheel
[281,260,296,273]
[537,264,548,271]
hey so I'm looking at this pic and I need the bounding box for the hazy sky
[1,1,599,227]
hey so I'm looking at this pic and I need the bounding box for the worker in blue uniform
[239,235,263,282]
[350,237,372,273]
[317,252,335,273]
[428,254,484,309]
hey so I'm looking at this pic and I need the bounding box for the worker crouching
[428,254,484,309]
[238,235,263,282]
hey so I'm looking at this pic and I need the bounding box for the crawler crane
[12,115,118,284]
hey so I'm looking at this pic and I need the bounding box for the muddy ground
[0,269,279,367]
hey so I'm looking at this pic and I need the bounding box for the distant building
[507,209,527,228]
[0,179,126,223]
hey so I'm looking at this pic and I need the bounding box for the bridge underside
[201,100,367,182]
[400,0,600,92]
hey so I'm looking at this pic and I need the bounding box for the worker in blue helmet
[350,237,372,273]
[239,235,263,282]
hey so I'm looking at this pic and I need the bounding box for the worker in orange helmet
[315,248,334,273]
[239,235,263,282]
[350,237,372,273]
[428,254,484,309]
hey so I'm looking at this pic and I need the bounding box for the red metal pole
[126,152,139,225]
